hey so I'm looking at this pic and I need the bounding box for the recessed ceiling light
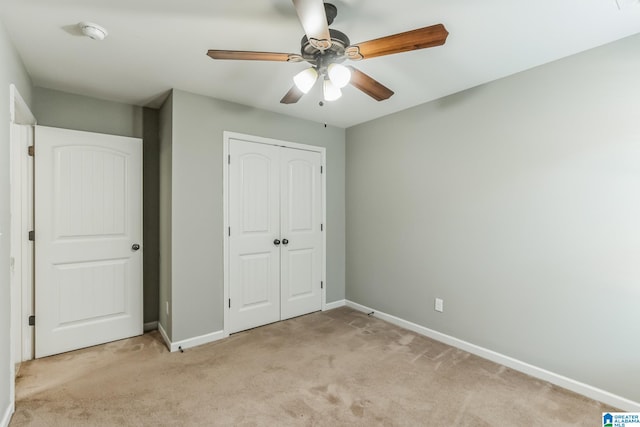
[78,22,108,40]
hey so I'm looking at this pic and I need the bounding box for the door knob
[273,239,281,246]
[132,243,140,251]
[282,239,289,245]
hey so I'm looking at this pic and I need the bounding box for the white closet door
[280,148,322,320]
[228,140,281,333]
[35,126,143,358]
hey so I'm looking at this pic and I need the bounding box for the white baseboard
[324,299,346,311]
[143,321,158,332]
[157,322,225,353]
[1,402,13,427]
[345,300,640,412]
[171,330,225,352]
[157,322,172,351]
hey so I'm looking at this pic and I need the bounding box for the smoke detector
[78,22,108,40]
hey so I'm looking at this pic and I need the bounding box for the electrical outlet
[435,298,444,313]
[166,301,170,316]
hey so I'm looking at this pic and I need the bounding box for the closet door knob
[282,239,289,245]
[132,244,140,251]
[273,239,281,246]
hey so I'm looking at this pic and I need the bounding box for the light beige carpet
[11,307,614,426]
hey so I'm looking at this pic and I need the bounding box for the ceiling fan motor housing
[300,29,350,70]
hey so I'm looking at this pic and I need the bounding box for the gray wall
[142,108,160,324]
[0,18,32,424]
[33,87,143,138]
[346,33,640,403]
[32,87,161,324]
[165,89,346,341]
[158,93,173,337]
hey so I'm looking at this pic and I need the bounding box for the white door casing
[10,123,34,363]
[35,126,143,358]
[224,132,326,335]
[280,148,322,320]
[228,140,281,334]
[9,84,36,410]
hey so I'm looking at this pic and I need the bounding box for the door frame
[9,84,36,413]
[222,131,326,337]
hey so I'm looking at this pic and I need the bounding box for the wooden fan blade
[347,66,394,101]
[346,24,449,60]
[292,0,331,51]
[280,86,305,104]
[207,50,303,62]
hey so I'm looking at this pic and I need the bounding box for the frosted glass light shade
[327,63,351,88]
[323,78,342,101]
[293,68,318,93]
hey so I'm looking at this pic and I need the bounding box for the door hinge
[28,146,34,157]
[28,230,35,241]
[321,281,323,289]
[320,224,324,232]
[228,299,231,308]
[28,315,35,326]
[321,165,323,174]
[228,227,231,237]
[228,154,230,164]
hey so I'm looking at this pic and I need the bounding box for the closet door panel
[228,140,281,333]
[280,149,323,320]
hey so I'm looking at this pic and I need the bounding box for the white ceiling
[1,0,639,128]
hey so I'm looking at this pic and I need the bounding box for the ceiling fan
[206,0,449,104]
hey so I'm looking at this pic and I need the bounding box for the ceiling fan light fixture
[207,2,448,105]
[327,63,351,88]
[293,67,318,94]
[323,78,342,101]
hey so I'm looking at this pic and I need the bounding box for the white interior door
[228,140,281,333]
[280,148,322,320]
[35,126,143,358]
